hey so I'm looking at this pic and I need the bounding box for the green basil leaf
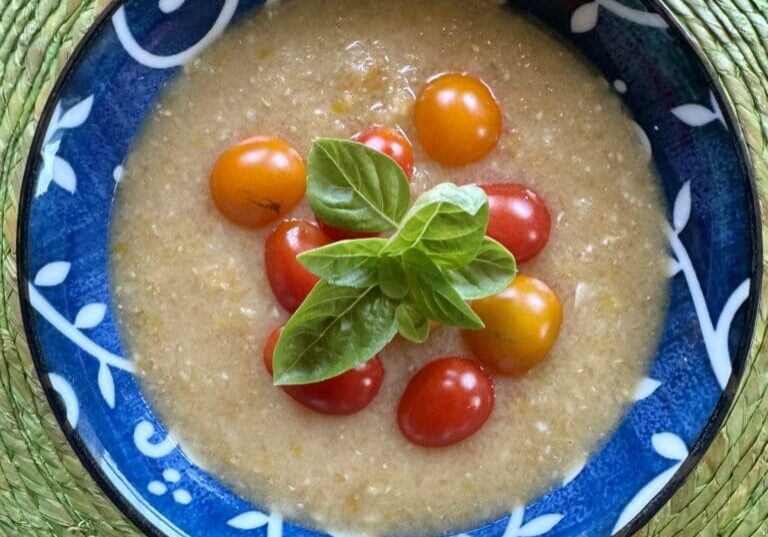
[297,238,387,288]
[446,237,517,300]
[402,249,484,329]
[307,139,410,232]
[381,183,489,268]
[378,255,408,299]
[273,282,397,385]
[395,301,429,343]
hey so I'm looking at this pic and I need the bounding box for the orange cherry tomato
[263,327,385,415]
[414,73,502,166]
[397,357,495,447]
[480,183,551,262]
[353,126,414,178]
[210,136,306,228]
[265,220,331,312]
[463,275,562,376]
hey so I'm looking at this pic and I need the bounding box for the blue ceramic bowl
[18,1,762,536]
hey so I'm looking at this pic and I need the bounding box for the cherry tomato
[414,73,502,166]
[397,357,495,447]
[463,275,562,376]
[316,218,378,241]
[480,183,551,262]
[265,220,331,312]
[263,327,385,415]
[353,126,414,178]
[210,136,306,228]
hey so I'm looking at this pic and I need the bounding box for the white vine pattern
[571,0,668,33]
[33,261,70,286]
[112,0,239,69]
[148,469,192,505]
[113,165,125,184]
[502,506,564,537]
[159,0,186,13]
[29,262,133,409]
[632,121,653,161]
[99,453,193,537]
[562,460,586,485]
[665,181,751,389]
[37,96,94,197]
[133,421,178,458]
[49,373,80,428]
[74,303,107,329]
[228,511,283,537]
[633,377,662,401]
[611,433,688,534]
[671,92,725,128]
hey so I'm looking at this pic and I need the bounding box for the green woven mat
[1,1,767,535]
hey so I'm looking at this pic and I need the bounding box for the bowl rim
[15,0,764,536]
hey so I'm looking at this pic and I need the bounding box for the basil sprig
[273,139,517,385]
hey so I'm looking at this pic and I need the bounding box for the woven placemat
[1,1,767,536]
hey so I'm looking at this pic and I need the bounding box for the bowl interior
[18,1,760,537]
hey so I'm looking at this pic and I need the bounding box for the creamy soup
[111,0,669,534]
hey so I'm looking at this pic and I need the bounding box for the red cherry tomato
[265,220,331,312]
[263,327,385,415]
[316,127,413,240]
[353,126,414,179]
[480,183,551,262]
[316,218,378,241]
[397,357,495,447]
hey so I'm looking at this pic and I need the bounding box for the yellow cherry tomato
[462,275,562,376]
[210,136,306,228]
[414,73,502,166]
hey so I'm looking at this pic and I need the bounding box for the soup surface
[111,0,669,534]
